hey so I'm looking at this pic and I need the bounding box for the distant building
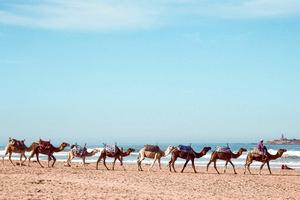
[267,134,300,145]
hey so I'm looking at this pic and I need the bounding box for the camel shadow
[243,173,300,177]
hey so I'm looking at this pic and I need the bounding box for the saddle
[72,145,87,156]
[177,145,193,153]
[104,144,120,154]
[144,145,161,153]
[9,138,26,149]
[216,146,231,153]
[39,139,52,151]
[251,148,266,156]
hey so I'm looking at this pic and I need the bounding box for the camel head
[239,148,247,153]
[60,142,70,149]
[91,149,101,154]
[165,145,176,155]
[202,147,212,154]
[278,149,287,156]
[127,148,135,153]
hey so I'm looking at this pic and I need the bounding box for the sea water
[1,143,300,169]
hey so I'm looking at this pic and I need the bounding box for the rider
[257,139,267,160]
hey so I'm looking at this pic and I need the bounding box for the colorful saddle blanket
[216,146,231,153]
[39,140,52,150]
[104,144,119,154]
[178,145,193,153]
[144,145,160,153]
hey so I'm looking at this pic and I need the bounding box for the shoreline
[1,160,299,199]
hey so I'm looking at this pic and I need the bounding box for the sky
[0,0,300,145]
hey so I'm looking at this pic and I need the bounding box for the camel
[168,146,211,173]
[2,138,38,166]
[66,144,100,167]
[244,148,287,175]
[137,145,175,171]
[206,147,247,174]
[28,139,70,168]
[96,146,135,171]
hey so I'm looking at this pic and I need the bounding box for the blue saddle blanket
[178,145,193,152]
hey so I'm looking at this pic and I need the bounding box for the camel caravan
[1,138,287,175]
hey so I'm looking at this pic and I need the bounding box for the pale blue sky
[0,1,300,145]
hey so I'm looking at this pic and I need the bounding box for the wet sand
[0,160,299,199]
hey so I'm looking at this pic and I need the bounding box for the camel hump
[144,144,160,153]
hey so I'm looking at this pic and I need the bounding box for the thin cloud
[0,0,162,31]
[0,0,299,31]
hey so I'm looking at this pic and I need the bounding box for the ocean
[1,143,300,169]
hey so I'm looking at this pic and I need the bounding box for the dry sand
[0,160,299,199]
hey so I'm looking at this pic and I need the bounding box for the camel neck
[195,150,205,158]
[231,150,243,159]
[53,145,64,152]
[269,151,282,160]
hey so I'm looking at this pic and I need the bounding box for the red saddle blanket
[144,145,161,153]
[39,140,52,150]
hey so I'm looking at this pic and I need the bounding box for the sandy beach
[0,160,299,200]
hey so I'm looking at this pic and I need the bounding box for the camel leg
[19,154,23,166]
[69,155,74,166]
[66,153,72,167]
[8,152,15,166]
[112,157,117,170]
[158,158,162,171]
[137,154,145,171]
[267,162,272,175]
[119,157,126,171]
[207,160,212,172]
[181,159,189,173]
[259,163,265,175]
[138,158,145,171]
[103,157,109,170]
[47,155,51,168]
[149,158,157,171]
[247,162,252,174]
[168,159,173,172]
[21,153,27,165]
[36,153,44,168]
[96,156,102,170]
[172,157,177,173]
[191,158,197,173]
[51,155,56,167]
[213,161,220,174]
[28,151,34,167]
[82,157,86,166]
[224,160,228,173]
[229,160,237,174]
